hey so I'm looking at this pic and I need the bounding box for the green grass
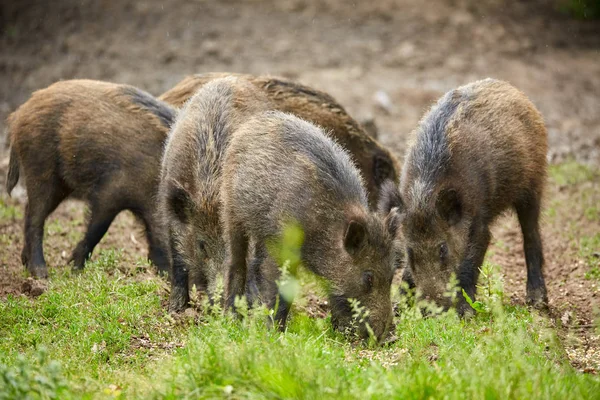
[1,160,599,398]
[0,198,22,220]
[0,250,184,398]
[580,233,600,280]
[1,254,599,399]
[549,161,598,186]
[558,0,600,19]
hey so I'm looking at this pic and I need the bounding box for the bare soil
[1,0,599,371]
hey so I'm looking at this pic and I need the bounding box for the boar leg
[245,243,264,306]
[251,243,291,330]
[515,191,548,309]
[22,186,66,279]
[457,221,491,315]
[399,267,416,294]
[71,205,118,270]
[225,229,249,312]
[140,212,170,274]
[168,232,189,313]
[268,255,292,331]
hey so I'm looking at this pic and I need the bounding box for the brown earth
[0,0,599,371]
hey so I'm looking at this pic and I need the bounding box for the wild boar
[222,110,400,340]
[159,77,270,312]
[381,79,548,313]
[6,79,174,278]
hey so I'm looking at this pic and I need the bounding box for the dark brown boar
[5,79,175,278]
[221,110,400,341]
[159,72,399,208]
[381,78,548,313]
[159,77,270,312]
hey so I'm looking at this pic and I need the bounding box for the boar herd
[5,73,549,341]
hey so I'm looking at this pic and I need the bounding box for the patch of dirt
[1,0,599,371]
[488,170,600,373]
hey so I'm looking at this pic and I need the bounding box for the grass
[1,252,599,399]
[549,161,598,187]
[1,160,599,398]
[580,234,600,280]
[558,0,600,19]
[0,198,22,220]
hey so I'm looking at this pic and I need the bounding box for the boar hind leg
[22,186,67,279]
[225,228,249,312]
[245,243,264,306]
[71,204,119,270]
[399,267,416,295]
[515,191,548,309]
[268,255,292,331]
[253,243,291,330]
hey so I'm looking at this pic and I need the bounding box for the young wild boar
[5,80,175,279]
[159,77,270,312]
[222,110,400,341]
[382,78,548,313]
[160,72,399,208]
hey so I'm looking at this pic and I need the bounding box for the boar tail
[6,146,20,196]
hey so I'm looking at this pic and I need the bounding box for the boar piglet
[159,77,270,312]
[382,78,548,313]
[221,110,400,341]
[6,79,175,278]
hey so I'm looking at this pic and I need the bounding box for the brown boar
[221,110,400,341]
[5,79,175,278]
[159,77,270,312]
[159,72,399,208]
[381,78,548,313]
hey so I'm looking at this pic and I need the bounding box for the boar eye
[439,243,448,263]
[362,271,374,292]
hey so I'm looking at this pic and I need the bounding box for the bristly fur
[159,72,400,208]
[123,86,176,128]
[410,89,463,191]
[377,180,403,215]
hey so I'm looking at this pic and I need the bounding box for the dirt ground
[0,0,599,371]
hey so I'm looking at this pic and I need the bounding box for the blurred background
[1,0,599,166]
[0,2,599,360]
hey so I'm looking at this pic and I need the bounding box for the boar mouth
[329,295,387,341]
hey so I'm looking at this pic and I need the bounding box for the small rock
[374,90,393,114]
[561,310,573,326]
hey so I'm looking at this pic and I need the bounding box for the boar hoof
[168,288,189,313]
[456,301,475,318]
[526,288,548,311]
[28,265,48,280]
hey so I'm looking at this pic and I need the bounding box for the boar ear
[436,188,461,225]
[377,180,403,215]
[168,182,194,223]
[344,220,367,255]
